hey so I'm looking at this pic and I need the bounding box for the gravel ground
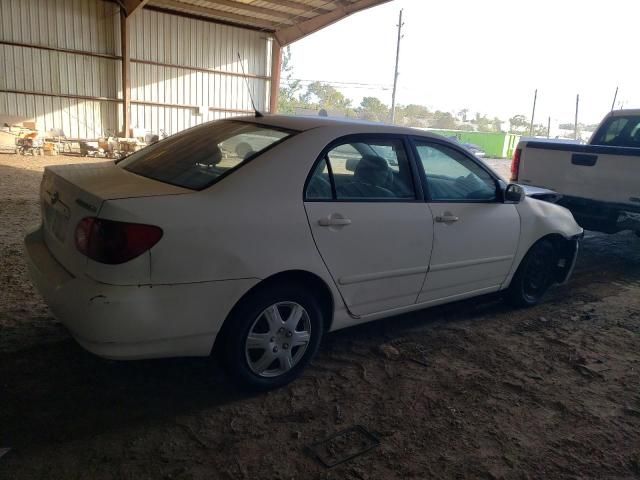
[1,154,639,479]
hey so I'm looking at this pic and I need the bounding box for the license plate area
[43,200,70,243]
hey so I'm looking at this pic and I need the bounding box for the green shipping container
[422,129,520,159]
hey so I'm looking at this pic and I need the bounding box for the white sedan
[25,115,582,389]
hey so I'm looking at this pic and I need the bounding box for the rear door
[412,139,520,302]
[304,135,434,317]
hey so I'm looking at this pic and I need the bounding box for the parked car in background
[447,136,487,158]
[25,116,582,390]
[512,109,640,235]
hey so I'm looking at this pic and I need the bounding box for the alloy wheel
[244,301,312,378]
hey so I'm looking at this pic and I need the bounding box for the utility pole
[611,86,618,111]
[529,89,538,136]
[574,94,580,140]
[390,9,403,124]
[547,116,551,139]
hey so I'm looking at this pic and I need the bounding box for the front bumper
[558,233,583,285]
[25,226,258,360]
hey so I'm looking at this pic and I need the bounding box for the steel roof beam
[274,0,392,46]
[123,0,150,16]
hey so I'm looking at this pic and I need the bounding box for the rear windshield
[118,120,294,190]
[591,115,640,148]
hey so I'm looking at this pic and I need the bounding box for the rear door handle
[318,216,352,227]
[435,215,459,224]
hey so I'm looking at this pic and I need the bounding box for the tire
[505,239,558,308]
[219,283,324,391]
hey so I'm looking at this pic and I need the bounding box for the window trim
[409,136,502,204]
[303,133,424,203]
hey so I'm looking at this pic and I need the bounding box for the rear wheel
[505,239,558,307]
[220,283,324,391]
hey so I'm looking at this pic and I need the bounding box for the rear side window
[592,116,640,148]
[118,121,294,190]
[305,138,416,201]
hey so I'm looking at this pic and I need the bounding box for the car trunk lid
[40,161,189,276]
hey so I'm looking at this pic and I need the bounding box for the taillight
[75,217,163,264]
[510,148,522,181]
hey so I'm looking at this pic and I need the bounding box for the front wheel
[219,283,324,391]
[505,239,558,307]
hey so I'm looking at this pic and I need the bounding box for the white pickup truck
[511,109,640,234]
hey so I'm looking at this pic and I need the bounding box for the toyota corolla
[25,115,582,389]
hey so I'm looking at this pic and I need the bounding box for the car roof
[609,108,640,117]
[232,113,445,139]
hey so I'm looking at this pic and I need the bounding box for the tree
[530,124,548,137]
[458,108,469,122]
[509,114,529,134]
[473,113,496,133]
[277,46,303,114]
[301,81,352,113]
[357,97,389,122]
[431,111,458,129]
[395,104,432,127]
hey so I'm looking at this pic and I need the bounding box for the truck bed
[516,140,640,212]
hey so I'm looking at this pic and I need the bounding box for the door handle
[435,214,459,224]
[318,216,352,227]
[571,153,598,166]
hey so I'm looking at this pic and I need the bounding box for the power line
[281,78,392,88]
[279,81,391,91]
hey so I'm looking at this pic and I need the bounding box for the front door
[304,136,433,317]
[412,140,520,303]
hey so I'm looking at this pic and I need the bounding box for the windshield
[118,120,295,190]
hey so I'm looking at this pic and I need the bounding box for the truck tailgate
[518,142,640,207]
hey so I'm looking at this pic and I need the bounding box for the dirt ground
[1,154,639,479]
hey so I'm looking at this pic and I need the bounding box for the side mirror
[504,183,525,204]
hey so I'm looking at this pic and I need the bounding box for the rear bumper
[558,196,640,233]
[25,225,258,360]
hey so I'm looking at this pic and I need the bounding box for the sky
[288,0,640,125]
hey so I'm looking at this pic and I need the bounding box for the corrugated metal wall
[0,0,273,139]
[128,8,272,135]
[0,0,121,138]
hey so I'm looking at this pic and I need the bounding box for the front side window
[118,121,294,190]
[415,142,497,202]
[305,138,416,201]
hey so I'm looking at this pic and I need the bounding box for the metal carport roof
[120,0,392,46]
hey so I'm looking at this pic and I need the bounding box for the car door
[304,135,434,317]
[412,139,521,303]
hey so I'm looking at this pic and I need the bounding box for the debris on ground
[376,344,400,360]
[306,425,380,468]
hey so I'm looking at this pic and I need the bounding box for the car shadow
[0,335,247,451]
[0,291,509,453]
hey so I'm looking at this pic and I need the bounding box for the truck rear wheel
[505,239,558,307]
